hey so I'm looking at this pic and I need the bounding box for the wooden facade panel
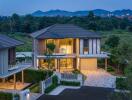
[80,58,97,71]
[38,39,46,55]
[8,47,16,65]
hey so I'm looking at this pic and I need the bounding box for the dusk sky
[0,0,132,16]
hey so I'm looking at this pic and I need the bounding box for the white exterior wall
[93,39,97,54]
[0,49,8,74]
[97,39,101,54]
[89,39,93,54]
[80,39,83,54]
[33,39,39,69]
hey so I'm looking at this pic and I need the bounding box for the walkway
[49,86,80,95]
[84,69,116,88]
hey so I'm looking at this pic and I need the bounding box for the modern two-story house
[31,24,108,73]
[0,34,31,90]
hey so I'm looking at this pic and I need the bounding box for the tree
[45,43,56,70]
[105,35,120,48]
[44,42,55,78]
[128,26,132,32]
[11,13,21,32]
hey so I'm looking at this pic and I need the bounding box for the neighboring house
[0,34,31,89]
[31,24,108,72]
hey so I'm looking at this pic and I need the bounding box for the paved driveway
[37,86,114,100]
[84,69,116,88]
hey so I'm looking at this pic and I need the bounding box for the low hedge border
[0,92,13,100]
[116,77,128,90]
[45,75,58,94]
[60,81,80,86]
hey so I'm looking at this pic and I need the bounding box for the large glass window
[60,59,73,68]
[59,39,73,54]
[83,39,89,54]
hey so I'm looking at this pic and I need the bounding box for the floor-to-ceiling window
[59,39,73,54]
[60,59,73,69]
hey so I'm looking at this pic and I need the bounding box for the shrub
[60,81,80,86]
[14,94,20,100]
[0,92,13,100]
[107,66,115,72]
[45,75,58,93]
[72,69,81,74]
[116,78,128,90]
[16,69,53,83]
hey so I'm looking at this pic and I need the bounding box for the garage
[80,58,97,71]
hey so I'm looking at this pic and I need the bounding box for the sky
[0,0,132,16]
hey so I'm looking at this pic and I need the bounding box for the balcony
[79,52,109,58]
[37,53,76,59]
[8,61,32,71]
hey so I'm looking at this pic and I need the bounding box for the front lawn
[28,83,40,93]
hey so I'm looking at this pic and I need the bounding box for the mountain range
[32,9,132,17]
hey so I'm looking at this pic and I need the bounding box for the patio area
[0,82,30,90]
[83,69,116,88]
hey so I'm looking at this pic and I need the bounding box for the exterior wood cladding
[8,47,16,65]
[38,39,46,55]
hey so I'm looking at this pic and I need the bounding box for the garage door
[80,58,97,71]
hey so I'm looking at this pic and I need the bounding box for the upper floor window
[83,39,89,54]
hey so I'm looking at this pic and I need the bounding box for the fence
[41,72,83,94]
[55,72,83,85]
[41,74,54,94]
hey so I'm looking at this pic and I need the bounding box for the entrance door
[59,59,73,72]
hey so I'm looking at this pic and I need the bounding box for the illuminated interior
[59,39,73,54]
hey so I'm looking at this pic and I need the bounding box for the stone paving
[84,69,116,88]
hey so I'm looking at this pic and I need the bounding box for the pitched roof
[31,24,101,39]
[0,34,24,49]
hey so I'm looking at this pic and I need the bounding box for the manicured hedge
[45,75,58,93]
[116,78,128,90]
[60,81,80,86]
[16,69,53,83]
[0,92,13,100]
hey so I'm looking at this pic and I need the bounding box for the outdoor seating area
[0,82,30,90]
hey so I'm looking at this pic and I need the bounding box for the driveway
[37,86,114,100]
[84,69,116,88]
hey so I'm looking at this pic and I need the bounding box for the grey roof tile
[31,24,101,39]
[0,34,24,49]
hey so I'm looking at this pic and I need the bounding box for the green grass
[28,83,40,93]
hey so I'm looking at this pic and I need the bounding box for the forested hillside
[0,12,132,52]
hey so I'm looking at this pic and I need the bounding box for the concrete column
[93,39,97,54]
[80,39,83,54]
[76,38,79,56]
[33,39,39,69]
[76,58,80,70]
[14,74,16,89]
[97,39,101,54]
[22,70,24,84]
[105,58,108,71]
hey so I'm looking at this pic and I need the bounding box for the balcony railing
[8,60,32,71]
